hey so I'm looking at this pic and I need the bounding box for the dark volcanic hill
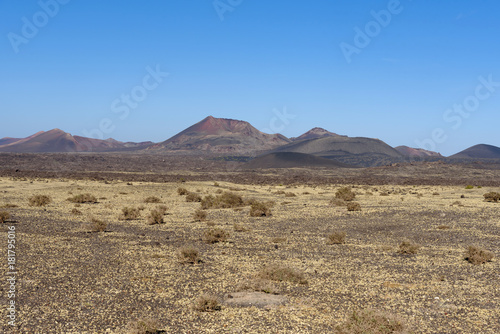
[449,144,500,159]
[0,129,152,153]
[271,136,403,167]
[291,127,343,141]
[244,152,352,169]
[149,116,290,154]
[395,146,443,158]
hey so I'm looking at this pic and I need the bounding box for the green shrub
[67,193,97,204]
[465,185,474,189]
[29,195,52,206]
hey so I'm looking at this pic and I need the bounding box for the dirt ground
[0,173,498,333]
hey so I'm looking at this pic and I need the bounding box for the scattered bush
[0,211,10,223]
[144,196,161,203]
[398,240,420,254]
[330,198,347,207]
[177,187,188,195]
[249,201,273,217]
[177,246,201,264]
[193,294,221,312]
[203,228,229,244]
[29,195,52,207]
[347,202,361,211]
[193,208,207,222]
[147,209,164,225]
[336,309,408,334]
[335,187,356,201]
[89,217,107,232]
[125,317,161,334]
[186,192,202,202]
[465,245,494,265]
[257,264,308,284]
[71,208,82,215]
[201,192,244,209]
[327,231,346,245]
[484,192,500,203]
[119,207,140,220]
[67,194,97,204]
[236,278,277,294]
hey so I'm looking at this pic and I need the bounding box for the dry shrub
[484,192,500,202]
[67,194,97,204]
[330,198,347,207]
[271,237,287,243]
[274,190,286,195]
[335,187,356,201]
[144,196,161,203]
[236,278,277,294]
[398,240,420,254]
[437,225,450,230]
[201,192,243,209]
[193,208,207,222]
[186,192,202,202]
[193,294,221,312]
[249,201,272,217]
[257,264,308,284]
[147,209,164,225]
[177,246,201,264]
[0,211,10,223]
[284,192,296,197]
[119,207,140,220]
[347,202,361,211]
[71,208,82,215]
[125,317,161,334]
[156,205,168,215]
[29,195,52,207]
[177,187,188,195]
[89,217,107,232]
[336,309,408,334]
[233,223,248,232]
[432,192,440,196]
[465,245,494,265]
[327,231,346,245]
[215,189,223,194]
[203,228,229,244]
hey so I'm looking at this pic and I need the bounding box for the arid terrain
[0,153,499,333]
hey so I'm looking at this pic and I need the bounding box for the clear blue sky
[1,0,499,156]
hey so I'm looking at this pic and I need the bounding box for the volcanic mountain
[449,144,500,159]
[291,127,343,141]
[0,129,153,153]
[149,116,290,154]
[395,146,443,158]
[244,152,352,169]
[271,136,404,167]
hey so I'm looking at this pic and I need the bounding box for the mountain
[271,136,403,167]
[149,116,290,154]
[0,129,152,153]
[449,144,500,159]
[395,146,443,158]
[291,127,343,141]
[244,152,353,169]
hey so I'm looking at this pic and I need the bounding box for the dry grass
[119,207,140,220]
[29,195,52,207]
[193,294,221,312]
[125,317,161,334]
[465,245,495,265]
[203,228,229,244]
[398,240,421,254]
[347,202,361,211]
[144,196,161,203]
[336,187,356,201]
[327,231,346,245]
[193,208,207,222]
[67,193,97,204]
[257,264,308,284]
[146,209,164,225]
[249,201,272,217]
[177,246,201,264]
[0,210,10,223]
[336,309,408,334]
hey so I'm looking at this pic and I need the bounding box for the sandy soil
[0,175,498,333]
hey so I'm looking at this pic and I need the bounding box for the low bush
[29,195,52,207]
[465,245,495,264]
[156,205,168,215]
[193,294,221,312]
[67,194,97,204]
[147,209,164,225]
[327,231,346,245]
[119,207,140,220]
[203,228,229,244]
[144,196,161,203]
[335,187,356,201]
[249,201,273,217]
[0,211,10,223]
[330,198,347,207]
[465,185,474,189]
[177,187,188,195]
[125,317,161,334]
[336,309,408,334]
[257,264,307,284]
[236,278,277,294]
[398,240,420,254]
[284,192,296,197]
[201,192,244,209]
[347,202,361,211]
[71,208,82,215]
[193,208,207,222]
[186,192,202,202]
[484,192,500,203]
[89,217,107,232]
[177,246,201,264]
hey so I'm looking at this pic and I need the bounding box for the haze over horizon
[1,1,499,156]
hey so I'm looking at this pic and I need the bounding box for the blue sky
[1,0,499,156]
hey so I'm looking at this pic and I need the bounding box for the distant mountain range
[1,116,499,166]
